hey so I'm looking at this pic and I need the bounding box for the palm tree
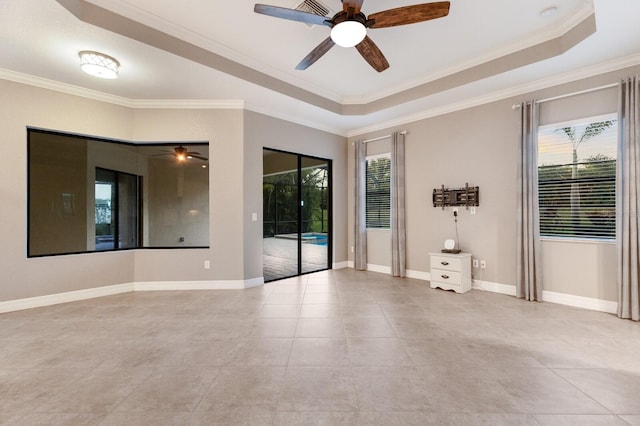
[555,120,615,232]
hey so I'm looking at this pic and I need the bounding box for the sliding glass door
[263,149,331,282]
[95,167,140,251]
[301,157,330,274]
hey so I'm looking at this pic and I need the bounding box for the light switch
[252,213,257,221]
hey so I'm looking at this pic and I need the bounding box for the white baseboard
[333,261,349,270]
[347,260,354,269]
[0,283,134,314]
[367,264,391,274]
[0,271,619,316]
[347,264,617,314]
[244,277,265,289]
[134,281,246,291]
[542,290,618,314]
[472,279,517,296]
[0,277,266,314]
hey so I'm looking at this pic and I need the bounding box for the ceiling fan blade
[342,0,364,13]
[190,155,208,161]
[187,151,202,156]
[355,36,389,72]
[254,4,331,26]
[296,37,336,70]
[368,1,450,28]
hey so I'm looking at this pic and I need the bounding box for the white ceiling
[1,0,640,136]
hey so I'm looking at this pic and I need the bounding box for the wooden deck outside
[263,237,328,282]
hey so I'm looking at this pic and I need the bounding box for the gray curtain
[355,141,367,271]
[516,101,543,301]
[617,76,640,321]
[391,132,406,277]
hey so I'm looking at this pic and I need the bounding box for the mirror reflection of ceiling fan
[254,0,451,72]
[153,146,208,162]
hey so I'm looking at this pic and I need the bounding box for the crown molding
[343,6,596,105]
[4,52,640,140]
[56,0,600,117]
[56,0,343,114]
[243,102,347,137]
[130,99,244,109]
[83,0,595,109]
[0,67,340,135]
[83,0,343,103]
[0,68,133,107]
[0,68,244,110]
[347,52,640,137]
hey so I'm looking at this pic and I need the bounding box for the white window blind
[537,114,617,240]
[366,154,391,229]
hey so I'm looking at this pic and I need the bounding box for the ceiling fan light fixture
[330,21,366,48]
[79,51,120,79]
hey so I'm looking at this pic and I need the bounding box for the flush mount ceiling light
[330,20,367,48]
[78,51,120,79]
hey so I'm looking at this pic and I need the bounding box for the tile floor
[1,269,639,425]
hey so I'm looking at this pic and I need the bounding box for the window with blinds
[537,114,617,240]
[366,154,391,229]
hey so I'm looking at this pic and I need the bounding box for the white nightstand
[429,252,472,293]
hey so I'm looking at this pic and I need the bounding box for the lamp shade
[79,51,120,79]
[330,21,366,48]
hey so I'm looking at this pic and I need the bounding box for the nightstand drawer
[430,255,462,272]
[430,268,462,285]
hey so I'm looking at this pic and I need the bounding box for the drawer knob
[441,274,449,279]
[441,261,449,266]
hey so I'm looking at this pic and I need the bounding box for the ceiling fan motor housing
[331,10,368,27]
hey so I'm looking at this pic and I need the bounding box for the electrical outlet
[472,259,479,268]
[204,260,210,269]
[470,207,476,215]
[452,207,459,214]
[480,260,487,269]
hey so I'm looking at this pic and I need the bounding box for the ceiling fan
[153,146,208,162]
[254,1,450,72]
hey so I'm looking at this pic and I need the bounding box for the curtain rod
[511,82,619,110]
[357,131,407,144]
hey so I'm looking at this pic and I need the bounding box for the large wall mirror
[28,128,209,257]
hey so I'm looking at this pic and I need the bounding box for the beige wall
[243,111,348,278]
[3,62,636,304]
[348,65,640,302]
[146,158,209,247]
[348,102,519,283]
[131,108,246,282]
[0,80,347,302]
[1,80,135,301]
